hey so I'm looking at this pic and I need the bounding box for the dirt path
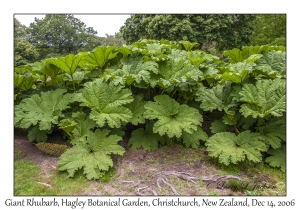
[14,131,283,196]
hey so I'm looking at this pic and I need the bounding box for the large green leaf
[83,46,118,69]
[206,131,267,165]
[33,61,62,83]
[179,41,198,51]
[259,117,286,149]
[103,56,158,86]
[265,145,286,172]
[46,53,86,75]
[223,46,285,63]
[128,124,166,151]
[58,119,78,134]
[210,119,229,134]
[187,50,220,67]
[223,47,261,63]
[90,107,132,128]
[118,45,132,57]
[195,82,237,112]
[255,51,286,78]
[14,74,37,91]
[58,129,125,180]
[27,125,53,142]
[141,43,169,61]
[239,79,286,118]
[125,95,146,125]
[63,71,86,84]
[144,95,203,138]
[181,127,208,149]
[221,62,255,83]
[14,89,72,130]
[62,112,97,144]
[157,50,203,89]
[77,79,133,128]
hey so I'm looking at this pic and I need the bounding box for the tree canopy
[250,14,286,46]
[79,32,125,52]
[120,14,255,51]
[28,14,97,55]
[14,18,39,66]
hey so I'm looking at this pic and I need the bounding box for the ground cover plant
[14,39,286,182]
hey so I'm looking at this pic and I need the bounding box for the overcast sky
[14,14,131,37]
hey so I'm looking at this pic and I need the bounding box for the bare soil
[14,129,284,196]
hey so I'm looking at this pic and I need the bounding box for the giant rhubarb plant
[239,78,286,118]
[206,131,267,165]
[14,40,287,178]
[14,88,72,141]
[14,88,72,130]
[58,129,125,180]
[76,79,133,128]
[144,95,203,138]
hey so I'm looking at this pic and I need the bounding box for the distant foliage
[28,14,97,55]
[14,18,39,66]
[121,14,255,51]
[250,14,286,46]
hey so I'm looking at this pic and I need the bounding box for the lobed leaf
[125,95,146,125]
[181,127,208,149]
[47,53,85,75]
[258,117,286,149]
[83,46,118,69]
[144,95,203,138]
[223,45,285,63]
[221,62,255,83]
[206,131,267,165]
[69,112,97,144]
[27,125,53,142]
[14,89,72,130]
[58,119,78,134]
[128,124,166,151]
[255,51,286,78]
[14,74,37,91]
[104,56,159,86]
[239,79,286,118]
[90,107,132,128]
[77,79,133,128]
[210,119,229,134]
[196,83,237,112]
[265,145,286,172]
[58,129,125,180]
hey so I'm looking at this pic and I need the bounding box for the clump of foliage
[250,14,286,46]
[226,179,255,192]
[14,39,286,180]
[121,14,255,51]
[28,14,97,55]
[14,18,40,66]
[35,142,70,157]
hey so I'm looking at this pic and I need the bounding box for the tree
[28,14,97,56]
[102,32,125,47]
[14,18,39,66]
[120,14,255,51]
[250,14,286,46]
[78,32,125,52]
[14,18,29,39]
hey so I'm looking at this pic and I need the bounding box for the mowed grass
[14,150,88,195]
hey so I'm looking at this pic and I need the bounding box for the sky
[14,14,131,37]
